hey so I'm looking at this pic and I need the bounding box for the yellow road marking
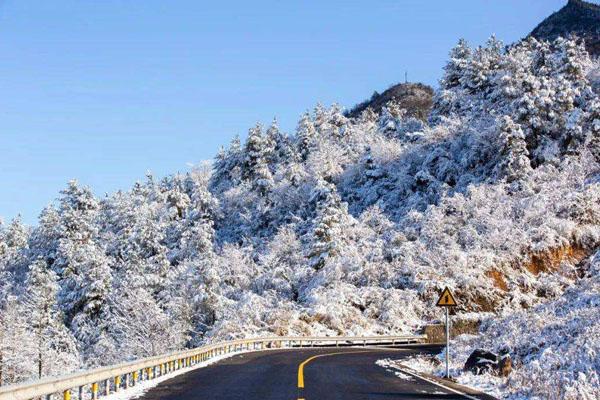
[297,350,373,389]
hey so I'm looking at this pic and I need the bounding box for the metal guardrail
[0,334,426,400]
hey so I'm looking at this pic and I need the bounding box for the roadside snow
[379,356,504,399]
[376,359,415,381]
[387,256,600,400]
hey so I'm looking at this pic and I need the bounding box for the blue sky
[0,0,567,225]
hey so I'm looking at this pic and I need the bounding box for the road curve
[136,346,491,400]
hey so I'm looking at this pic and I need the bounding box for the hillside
[1,35,599,398]
[529,0,600,56]
[346,82,434,121]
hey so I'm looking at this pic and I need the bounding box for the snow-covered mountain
[530,0,600,56]
[1,28,599,400]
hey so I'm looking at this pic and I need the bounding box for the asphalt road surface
[137,346,492,400]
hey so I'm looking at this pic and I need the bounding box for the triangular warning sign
[436,287,457,307]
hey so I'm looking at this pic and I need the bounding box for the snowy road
[135,346,495,400]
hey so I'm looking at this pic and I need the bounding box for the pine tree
[243,124,274,195]
[0,217,29,280]
[211,135,244,189]
[553,37,591,85]
[4,216,28,249]
[265,117,295,165]
[52,181,113,360]
[296,112,317,161]
[462,35,503,93]
[308,182,348,270]
[588,100,600,162]
[494,116,531,182]
[441,38,472,89]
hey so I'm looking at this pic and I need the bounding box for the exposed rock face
[464,349,512,377]
[464,349,498,375]
[529,0,600,56]
[346,82,434,120]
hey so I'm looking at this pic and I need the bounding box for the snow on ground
[376,359,416,381]
[1,35,599,400]
[382,255,600,399]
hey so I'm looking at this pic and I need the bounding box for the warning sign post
[435,287,457,378]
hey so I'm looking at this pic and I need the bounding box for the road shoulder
[381,361,499,400]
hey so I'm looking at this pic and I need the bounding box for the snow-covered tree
[493,116,531,182]
[0,296,36,385]
[1,34,599,398]
[307,182,350,270]
[22,259,79,378]
[441,38,472,89]
[296,112,317,161]
[52,181,113,360]
[243,124,274,195]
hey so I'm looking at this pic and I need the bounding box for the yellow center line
[297,350,375,390]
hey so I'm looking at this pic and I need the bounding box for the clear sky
[0,0,568,225]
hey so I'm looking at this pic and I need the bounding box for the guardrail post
[132,371,138,386]
[105,379,110,396]
[63,389,71,400]
[46,394,52,400]
[91,382,98,400]
[78,386,84,400]
[115,375,121,391]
